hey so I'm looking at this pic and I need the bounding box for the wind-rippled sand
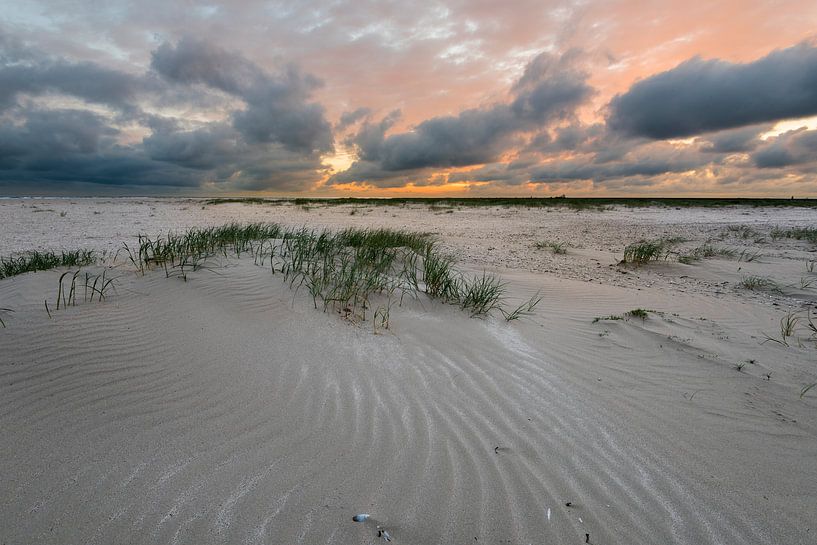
[1,199,815,544]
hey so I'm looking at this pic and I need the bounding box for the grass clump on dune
[0,250,95,279]
[534,240,568,254]
[622,239,675,264]
[626,308,650,320]
[0,307,12,327]
[678,244,736,264]
[739,275,779,292]
[770,226,817,244]
[125,222,513,322]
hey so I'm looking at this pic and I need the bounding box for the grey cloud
[752,128,817,168]
[327,159,427,188]
[529,146,716,183]
[0,33,335,192]
[351,109,401,162]
[447,141,717,186]
[527,123,634,164]
[336,107,372,131]
[355,106,519,170]
[0,108,199,187]
[699,125,770,153]
[0,107,324,191]
[151,38,266,96]
[0,109,118,166]
[143,120,326,190]
[152,38,333,154]
[608,42,817,139]
[335,50,592,179]
[143,123,239,170]
[510,49,592,124]
[0,56,140,112]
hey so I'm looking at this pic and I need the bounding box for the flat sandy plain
[1,198,815,545]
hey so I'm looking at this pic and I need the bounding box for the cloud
[608,42,817,139]
[142,121,326,190]
[0,33,335,192]
[332,50,592,185]
[752,128,817,168]
[699,124,770,153]
[447,139,720,186]
[0,108,199,187]
[152,38,333,154]
[0,40,141,112]
[336,107,372,131]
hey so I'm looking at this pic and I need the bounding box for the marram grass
[0,250,95,279]
[124,222,515,321]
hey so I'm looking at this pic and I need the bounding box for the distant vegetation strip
[204,196,817,208]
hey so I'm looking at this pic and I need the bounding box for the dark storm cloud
[0,32,334,192]
[0,41,141,112]
[142,121,326,190]
[0,109,117,166]
[151,38,333,154]
[332,50,592,184]
[608,42,817,139]
[752,128,817,168]
[0,108,199,187]
[142,123,240,170]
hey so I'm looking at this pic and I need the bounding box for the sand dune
[1,201,816,544]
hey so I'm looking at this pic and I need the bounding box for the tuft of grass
[622,239,674,264]
[0,250,95,279]
[626,308,650,320]
[725,225,759,239]
[534,241,567,254]
[739,275,778,291]
[459,272,505,317]
[501,291,542,321]
[761,311,800,347]
[592,315,623,323]
[0,307,13,328]
[770,226,817,244]
[737,249,763,262]
[53,269,117,311]
[678,244,736,264]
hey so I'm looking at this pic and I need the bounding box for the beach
[1,198,815,544]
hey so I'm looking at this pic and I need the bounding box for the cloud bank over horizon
[1,0,816,196]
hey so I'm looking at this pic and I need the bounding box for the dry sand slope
[1,202,816,544]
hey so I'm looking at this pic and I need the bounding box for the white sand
[1,199,815,544]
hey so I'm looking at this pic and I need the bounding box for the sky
[1,1,817,197]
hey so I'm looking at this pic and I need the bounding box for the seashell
[352,513,370,522]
